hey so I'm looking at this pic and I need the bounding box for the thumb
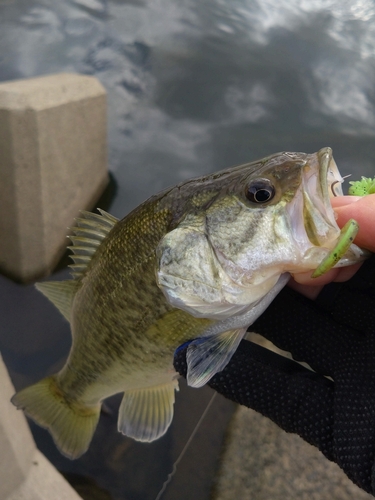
[332,194,375,252]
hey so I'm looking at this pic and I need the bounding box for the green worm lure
[312,219,359,278]
[348,176,375,196]
[312,174,375,278]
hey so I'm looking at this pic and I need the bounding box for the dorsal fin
[67,209,119,280]
[35,280,79,322]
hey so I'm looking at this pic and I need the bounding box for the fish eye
[246,178,275,203]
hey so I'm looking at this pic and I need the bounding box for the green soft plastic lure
[348,176,375,196]
[312,174,374,278]
[312,219,359,278]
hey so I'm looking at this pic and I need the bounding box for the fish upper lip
[292,147,344,252]
[316,147,344,228]
[317,147,344,202]
[317,147,332,203]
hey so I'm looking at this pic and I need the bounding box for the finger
[288,279,323,300]
[331,195,362,207]
[289,263,363,299]
[332,194,375,252]
[292,268,340,286]
[333,262,363,282]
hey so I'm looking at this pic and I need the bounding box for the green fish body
[12,147,365,459]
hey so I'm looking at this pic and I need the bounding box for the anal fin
[118,379,179,442]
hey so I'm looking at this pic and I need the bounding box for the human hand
[290,193,375,299]
[174,195,375,494]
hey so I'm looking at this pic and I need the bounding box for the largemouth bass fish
[12,147,364,459]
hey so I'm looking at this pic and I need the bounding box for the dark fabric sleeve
[174,255,375,494]
[175,340,336,461]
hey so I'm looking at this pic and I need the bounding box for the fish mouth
[317,146,344,202]
[299,147,365,272]
[300,147,344,248]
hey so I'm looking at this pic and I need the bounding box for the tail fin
[11,376,100,459]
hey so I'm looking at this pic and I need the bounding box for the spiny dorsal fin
[35,280,79,322]
[68,209,119,280]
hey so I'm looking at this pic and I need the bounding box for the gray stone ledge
[213,406,374,500]
[0,73,108,283]
[7,450,82,500]
[0,354,82,500]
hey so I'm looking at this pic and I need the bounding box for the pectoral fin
[186,328,246,388]
[184,274,291,389]
[118,379,179,442]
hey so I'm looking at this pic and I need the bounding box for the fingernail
[331,196,362,207]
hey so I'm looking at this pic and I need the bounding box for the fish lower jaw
[297,241,365,274]
[297,247,335,271]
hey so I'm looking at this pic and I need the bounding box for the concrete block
[0,73,108,283]
[0,355,82,500]
[7,450,82,500]
[213,406,374,500]
[0,354,35,499]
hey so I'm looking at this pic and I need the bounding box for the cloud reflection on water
[1,1,374,216]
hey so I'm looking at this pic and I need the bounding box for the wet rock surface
[213,407,374,500]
